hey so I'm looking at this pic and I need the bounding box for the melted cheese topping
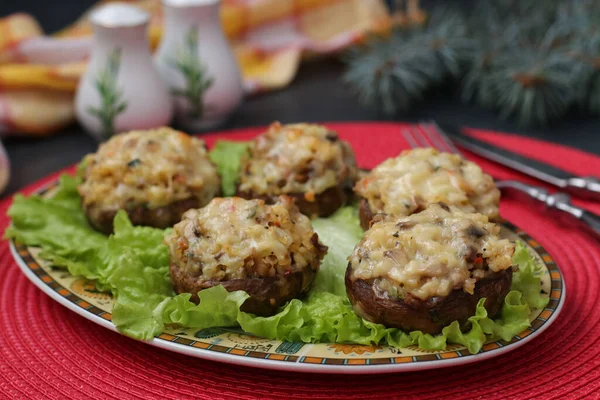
[348,203,514,300]
[355,148,499,219]
[166,196,326,280]
[238,122,358,198]
[78,127,220,210]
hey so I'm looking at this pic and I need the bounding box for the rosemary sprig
[87,48,127,139]
[168,26,214,119]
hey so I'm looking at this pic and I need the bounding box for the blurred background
[1,0,600,195]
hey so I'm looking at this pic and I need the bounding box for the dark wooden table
[4,1,600,196]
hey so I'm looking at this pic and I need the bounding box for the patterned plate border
[8,184,565,374]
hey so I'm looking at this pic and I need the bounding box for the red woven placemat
[1,122,598,399]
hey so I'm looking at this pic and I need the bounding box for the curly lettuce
[6,166,549,353]
[208,140,250,196]
[157,208,548,354]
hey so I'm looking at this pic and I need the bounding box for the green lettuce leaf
[238,291,390,345]
[6,174,107,279]
[385,328,447,350]
[148,207,547,354]
[101,212,174,339]
[512,241,550,310]
[208,140,250,196]
[311,205,363,296]
[161,287,249,330]
[6,184,175,339]
[6,173,550,354]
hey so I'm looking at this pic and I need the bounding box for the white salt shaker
[155,0,244,131]
[75,3,173,141]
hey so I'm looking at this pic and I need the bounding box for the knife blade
[433,121,600,201]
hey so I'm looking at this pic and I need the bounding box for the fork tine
[409,125,432,148]
[421,121,462,155]
[401,125,422,149]
[402,122,463,154]
[419,123,453,153]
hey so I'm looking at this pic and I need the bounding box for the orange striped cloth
[0,0,391,136]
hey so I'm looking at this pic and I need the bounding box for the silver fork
[401,122,600,239]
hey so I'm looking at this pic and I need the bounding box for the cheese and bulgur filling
[355,148,500,220]
[78,127,220,210]
[238,122,358,200]
[166,196,326,281]
[348,203,514,301]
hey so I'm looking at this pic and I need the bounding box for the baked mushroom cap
[166,196,328,315]
[237,122,359,217]
[346,203,515,334]
[355,148,500,229]
[78,127,220,233]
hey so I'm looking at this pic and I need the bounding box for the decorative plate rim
[8,185,566,374]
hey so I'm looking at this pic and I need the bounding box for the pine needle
[343,0,600,126]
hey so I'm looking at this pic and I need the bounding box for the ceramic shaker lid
[90,3,149,27]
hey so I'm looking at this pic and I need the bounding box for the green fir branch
[344,0,600,126]
[486,50,573,126]
[343,7,472,115]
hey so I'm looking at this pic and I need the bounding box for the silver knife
[434,121,600,201]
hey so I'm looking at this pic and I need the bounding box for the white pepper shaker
[75,3,173,141]
[155,0,244,131]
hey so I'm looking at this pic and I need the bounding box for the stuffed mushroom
[355,148,499,230]
[345,203,514,335]
[166,196,328,316]
[237,122,359,218]
[78,127,220,234]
